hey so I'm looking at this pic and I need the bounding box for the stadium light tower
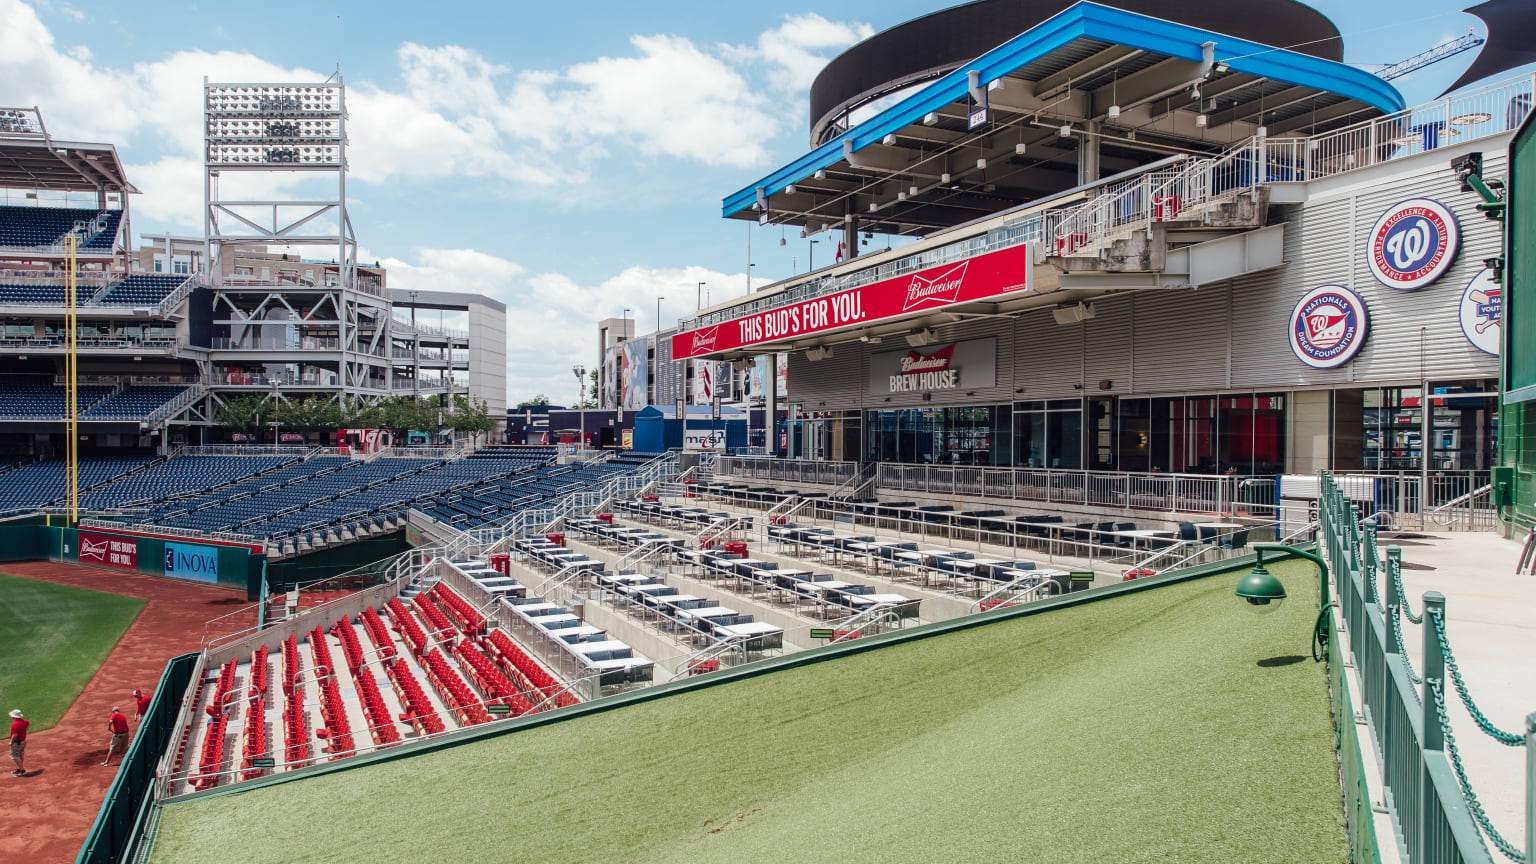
[203,78,391,410]
[203,80,352,286]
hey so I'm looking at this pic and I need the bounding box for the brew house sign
[869,338,997,397]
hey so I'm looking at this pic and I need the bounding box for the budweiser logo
[80,537,109,561]
[898,344,956,375]
[690,326,719,354]
[902,261,969,311]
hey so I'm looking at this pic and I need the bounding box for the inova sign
[164,541,219,584]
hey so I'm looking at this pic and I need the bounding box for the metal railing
[715,455,860,487]
[0,337,180,352]
[141,385,203,427]
[871,463,1275,517]
[1261,74,1534,186]
[78,518,262,548]
[177,444,313,456]
[1337,471,1496,532]
[1318,470,1531,864]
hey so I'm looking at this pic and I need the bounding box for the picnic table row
[762,524,1072,592]
[594,570,784,651]
[675,547,922,622]
[693,482,1249,555]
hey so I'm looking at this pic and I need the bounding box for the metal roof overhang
[724,0,1402,235]
[0,138,137,194]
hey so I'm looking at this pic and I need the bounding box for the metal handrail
[968,572,1056,613]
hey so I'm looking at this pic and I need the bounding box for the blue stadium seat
[94,274,187,306]
[82,386,188,419]
[0,205,123,250]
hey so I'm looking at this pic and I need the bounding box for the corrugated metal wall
[785,154,1500,410]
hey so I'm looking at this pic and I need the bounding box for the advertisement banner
[776,352,788,399]
[691,359,715,404]
[868,338,997,396]
[684,428,727,451]
[163,541,220,584]
[78,531,137,571]
[601,346,622,410]
[743,355,769,402]
[672,243,1033,358]
[620,338,649,411]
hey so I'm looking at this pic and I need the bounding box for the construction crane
[1376,29,1485,82]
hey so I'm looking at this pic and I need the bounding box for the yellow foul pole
[66,235,78,523]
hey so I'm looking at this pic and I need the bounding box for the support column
[843,219,858,262]
[1078,120,1101,186]
[765,354,778,457]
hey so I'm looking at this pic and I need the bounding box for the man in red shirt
[8,708,28,777]
[103,707,130,768]
[133,689,151,727]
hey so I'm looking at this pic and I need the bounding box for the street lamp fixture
[1235,544,1334,660]
[1235,558,1286,614]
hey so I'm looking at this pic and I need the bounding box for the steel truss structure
[202,78,395,410]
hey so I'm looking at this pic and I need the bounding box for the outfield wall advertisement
[164,541,220,584]
[79,531,138,571]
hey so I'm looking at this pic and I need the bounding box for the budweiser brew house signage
[868,338,997,396]
[673,243,1033,358]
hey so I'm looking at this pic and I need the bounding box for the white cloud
[3,1,874,230]
[554,35,779,167]
[501,263,772,403]
[377,248,767,402]
[377,247,527,297]
[730,13,874,92]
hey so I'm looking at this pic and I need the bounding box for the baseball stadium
[1,1,1534,863]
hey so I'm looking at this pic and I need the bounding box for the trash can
[545,532,566,547]
[490,553,510,576]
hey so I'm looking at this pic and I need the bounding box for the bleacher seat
[95,274,187,306]
[0,205,122,250]
[0,383,111,416]
[81,385,188,419]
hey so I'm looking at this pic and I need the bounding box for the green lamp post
[1235,558,1287,614]
[1236,544,1334,659]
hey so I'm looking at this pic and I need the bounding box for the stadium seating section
[0,382,188,421]
[0,455,159,512]
[93,274,188,305]
[0,205,123,250]
[174,580,584,791]
[0,273,187,306]
[82,385,189,418]
[0,383,113,416]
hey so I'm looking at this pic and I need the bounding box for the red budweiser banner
[673,242,1033,359]
[78,531,138,571]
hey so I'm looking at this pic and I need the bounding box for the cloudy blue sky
[0,0,1516,404]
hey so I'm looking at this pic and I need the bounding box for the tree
[451,395,497,446]
[214,395,270,436]
[514,393,551,409]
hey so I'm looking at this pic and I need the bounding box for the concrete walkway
[1381,530,1533,854]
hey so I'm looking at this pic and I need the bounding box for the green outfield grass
[150,560,1346,864]
[0,572,146,731]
